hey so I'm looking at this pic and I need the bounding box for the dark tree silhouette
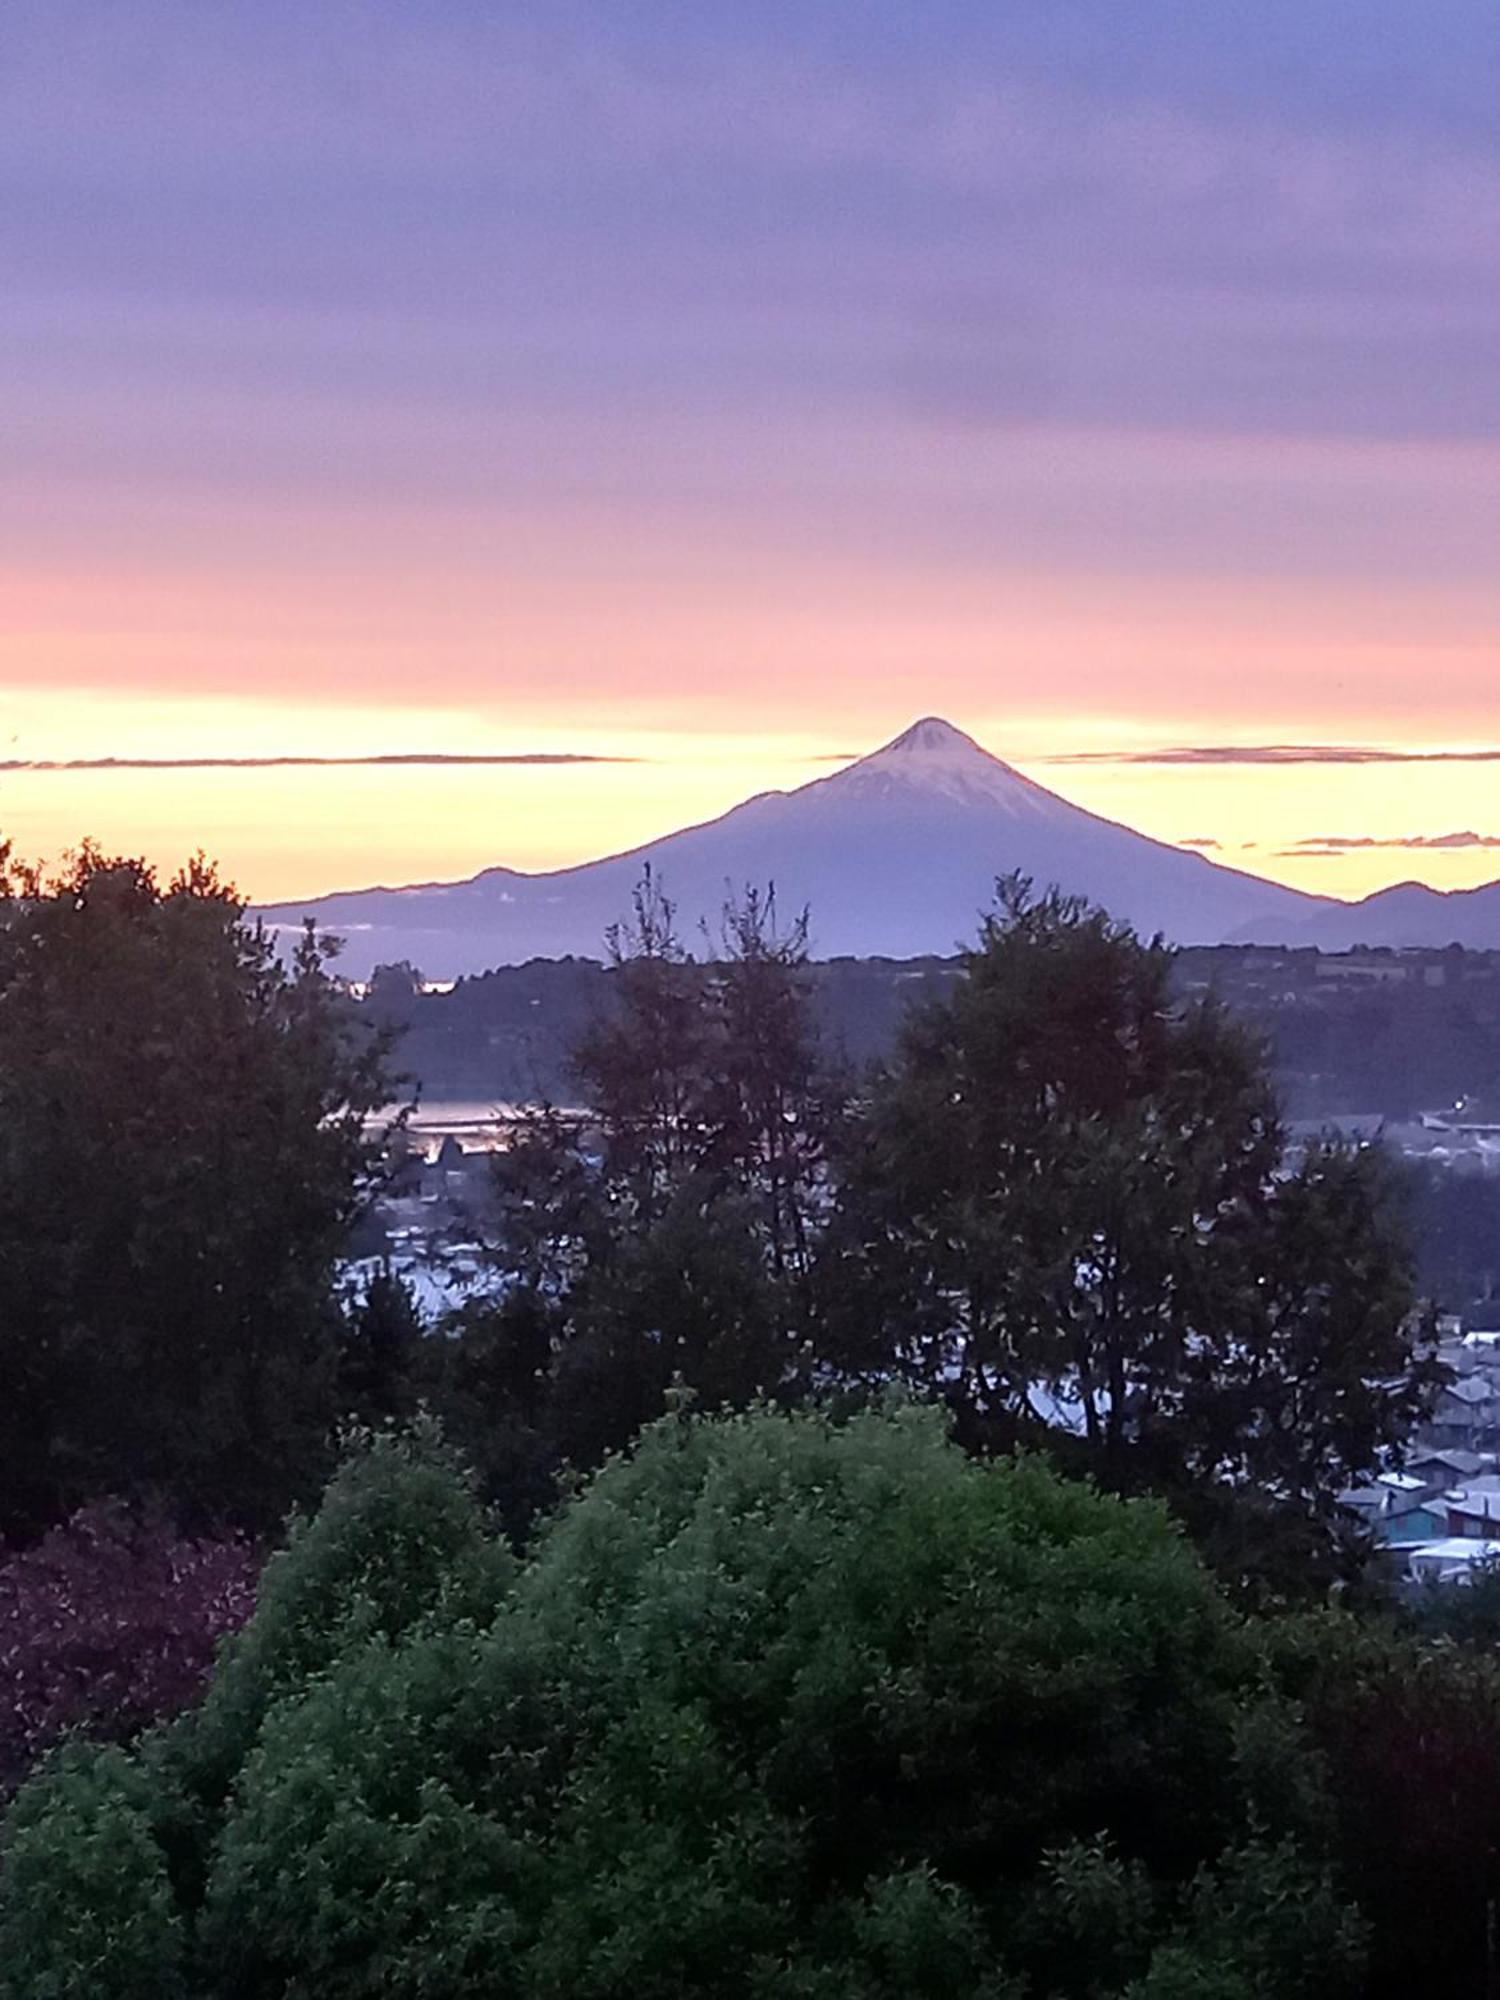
[825,876,1438,1543]
[0,843,398,1536]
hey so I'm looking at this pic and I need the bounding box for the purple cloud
[1048,746,1500,767]
[0,753,638,773]
[1288,830,1500,852]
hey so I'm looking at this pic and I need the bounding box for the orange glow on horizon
[5,415,1497,914]
[6,702,1500,911]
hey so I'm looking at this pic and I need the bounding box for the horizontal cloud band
[1047,746,1500,768]
[0,754,640,773]
[1289,831,1500,853]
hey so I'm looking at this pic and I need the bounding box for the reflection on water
[367,1099,585,1158]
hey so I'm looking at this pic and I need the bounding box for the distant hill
[367,943,1500,1123]
[366,953,967,1108]
[1233,878,1500,951]
[260,717,1329,980]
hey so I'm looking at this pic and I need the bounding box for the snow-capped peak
[878,716,988,758]
[823,715,1063,819]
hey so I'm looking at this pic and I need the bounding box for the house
[1427,1374,1499,1448]
[1406,1539,1500,1585]
[1337,1481,1445,1547]
[1406,1448,1490,1492]
[1442,1475,1500,1538]
[1336,1484,1387,1531]
[1384,1506,1448,1547]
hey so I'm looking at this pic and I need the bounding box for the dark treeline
[369,937,1500,1121]
[7,847,1500,1996]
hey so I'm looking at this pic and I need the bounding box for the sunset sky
[3,3,1497,904]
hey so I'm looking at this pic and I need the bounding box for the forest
[368,939,1500,1122]
[1,848,1499,1997]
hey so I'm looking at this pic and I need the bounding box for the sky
[2,1,1498,904]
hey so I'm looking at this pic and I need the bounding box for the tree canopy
[822,878,1437,1572]
[0,845,396,1537]
[0,1408,1364,1999]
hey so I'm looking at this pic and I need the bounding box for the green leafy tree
[1176,1137,1435,1516]
[0,1424,511,2000]
[825,878,1437,1545]
[0,1743,189,2000]
[0,844,397,1536]
[161,1418,514,1819]
[571,872,835,1271]
[1270,1613,1500,2000]
[0,1407,1364,1999]
[424,1285,568,1539]
[546,1187,783,1466]
[697,885,838,1289]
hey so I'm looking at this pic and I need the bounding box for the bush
[162,1417,516,1820]
[0,1743,188,2000]
[1272,1613,1500,2000]
[0,1505,259,1800]
[0,1408,1362,1999]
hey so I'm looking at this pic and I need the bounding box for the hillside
[368,943,1500,1123]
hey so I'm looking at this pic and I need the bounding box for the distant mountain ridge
[1233,877,1500,952]
[259,716,1464,980]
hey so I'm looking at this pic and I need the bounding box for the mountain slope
[258,718,1332,980]
[1232,877,1500,951]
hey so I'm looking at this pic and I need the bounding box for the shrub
[0,1408,1362,1999]
[0,1743,187,2000]
[0,1505,259,1799]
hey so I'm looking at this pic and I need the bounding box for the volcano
[258,718,1331,979]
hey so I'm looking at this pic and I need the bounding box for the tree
[336,1264,425,1426]
[571,873,835,1265]
[439,876,838,1505]
[697,885,836,1291]
[825,878,1437,1540]
[1273,1613,1500,2000]
[545,1186,783,1466]
[1174,1137,1436,1521]
[571,867,710,1226]
[0,844,398,1537]
[0,1504,260,1801]
[0,1408,1364,1998]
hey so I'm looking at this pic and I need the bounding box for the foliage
[0,845,399,1537]
[1408,1551,1500,1648]
[542,1187,787,1467]
[0,1406,1364,1998]
[1122,1838,1365,2000]
[824,877,1438,1562]
[0,1505,259,1800]
[426,874,1437,1571]
[337,1263,426,1426]
[161,1419,514,1819]
[0,852,1464,1992]
[572,866,716,1227]
[436,875,838,1509]
[0,1743,189,2000]
[571,872,837,1276]
[1271,1613,1500,2000]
